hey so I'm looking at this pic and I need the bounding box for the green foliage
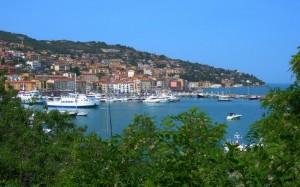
[243,47,300,186]
[71,66,81,76]
[0,68,87,186]
[1,57,5,65]
[56,108,232,186]
[96,72,106,79]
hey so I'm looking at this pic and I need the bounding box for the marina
[27,84,288,140]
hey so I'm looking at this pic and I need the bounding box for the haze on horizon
[0,0,299,84]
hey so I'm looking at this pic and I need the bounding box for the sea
[28,83,290,141]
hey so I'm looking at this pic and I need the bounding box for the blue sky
[1,0,299,83]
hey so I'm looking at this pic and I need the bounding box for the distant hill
[0,30,265,85]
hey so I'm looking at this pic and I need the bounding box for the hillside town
[0,36,263,95]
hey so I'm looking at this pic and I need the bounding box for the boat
[17,90,45,104]
[46,74,98,108]
[218,95,232,101]
[59,110,78,116]
[226,113,242,120]
[47,93,98,108]
[163,94,180,102]
[143,95,169,103]
[248,95,260,100]
[224,132,246,152]
[196,93,205,98]
[76,111,88,116]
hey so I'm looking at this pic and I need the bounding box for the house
[26,52,41,61]
[51,63,71,71]
[80,72,99,82]
[46,78,86,93]
[35,75,69,91]
[26,61,41,69]
[128,70,135,77]
[6,80,37,91]
[134,78,155,93]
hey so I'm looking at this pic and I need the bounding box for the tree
[55,107,231,186]
[1,57,5,65]
[97,72,106,80]
[0,68,87,186]
[239,47,300,186]
[70,66,81,76]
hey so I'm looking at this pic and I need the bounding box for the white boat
[143,95,169,103]
[47,93,98,108]
[226,113,242,120]
[47,74,98,108]
[17,90,45,104]
[224,132,246,152]
[76,111,88,116]
[218,95,232,101]
[161,94,180,102]
[248,95,260,100]
[59,110,78,116]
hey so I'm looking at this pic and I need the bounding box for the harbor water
[29,84,290,141]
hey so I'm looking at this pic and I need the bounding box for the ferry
[46,93,98,108]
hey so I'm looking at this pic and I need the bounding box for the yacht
[218,95,232,101]
[143,95,168,103]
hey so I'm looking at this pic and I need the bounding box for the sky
[1,0,300,84]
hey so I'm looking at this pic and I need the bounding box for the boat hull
[47,103,98,108]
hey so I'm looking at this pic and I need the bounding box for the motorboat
[226,113,242,120]
[143,95,168,103]
[218,95,232,101]
[248,95,260,100]
[196,93,205,98]
[164,95,180,102]
[59,110,78,116]
[76,111,88,116]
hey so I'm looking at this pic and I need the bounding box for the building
[143,68,153,76]
[134,78,155,93]
[46,79,86,93]
[26,52,41,61]
[26,61,41,69]
[169,79,182,91]
[51,63,71,71]
[111,80,135,93]
[108,59,121,69]
[6,80,37,91]
[188,82,200,89]
[0,65,16,74]
[80,72,99,82]
[128,70,135,78]
[35,75,67,91]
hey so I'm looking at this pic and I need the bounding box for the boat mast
[75,73,77,110]
[106,75,112,138]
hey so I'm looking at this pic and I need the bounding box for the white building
[51,63,71,71]
[143,68,153,76]
[112,82,135,93]
[128,70,135,78]
[26,61,41,69]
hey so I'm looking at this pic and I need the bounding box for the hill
[0,30,265,86]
